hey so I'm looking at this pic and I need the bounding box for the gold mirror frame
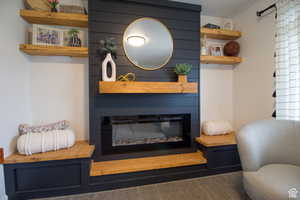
[123,17,174,71]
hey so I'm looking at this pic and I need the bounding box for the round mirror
[123,18,174,70]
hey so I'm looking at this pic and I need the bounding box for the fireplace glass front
[101,114,191,154]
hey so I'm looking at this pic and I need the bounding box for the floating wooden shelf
[20,44,88,57]
[4,141,95,164]
[201,28,242,40]
[99,81,198,94]
[201,56,242,65]
[20,9,88,27]
[90,152,207,176]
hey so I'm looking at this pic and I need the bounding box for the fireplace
[101,114,191,155]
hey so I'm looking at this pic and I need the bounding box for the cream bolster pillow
[17,129,76,156]
[202,120,233,136]
[18,120,70,135]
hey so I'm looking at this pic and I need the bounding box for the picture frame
[59,0,88,14]
[32,24,63,46]
[209,44,224,56]
[62,29,85,47]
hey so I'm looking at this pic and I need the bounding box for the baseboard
[0,194,8,200]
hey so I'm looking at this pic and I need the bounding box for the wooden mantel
[99,81,198,94]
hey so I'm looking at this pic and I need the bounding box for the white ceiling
[171,0,257,17]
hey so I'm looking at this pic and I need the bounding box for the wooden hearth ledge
[90,152,207,176]
[4,141,95,164]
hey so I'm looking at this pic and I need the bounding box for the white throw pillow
[202,120,233,136]
[17,129,75,155]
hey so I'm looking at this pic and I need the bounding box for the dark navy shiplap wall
[89,0,201,161]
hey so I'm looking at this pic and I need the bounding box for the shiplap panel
[89,0,200,161]
[90,1,200,22]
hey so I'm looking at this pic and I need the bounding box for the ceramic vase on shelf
[178,75,187,83]
[102,53,116,82]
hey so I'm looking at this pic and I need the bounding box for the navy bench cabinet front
[4,158,91,200]
[198,144,241,169]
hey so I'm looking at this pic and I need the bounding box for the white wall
[0,1,89,197]
[202,0,276,130]
[232,0,276,129]
[30,57,89,140]
[0,1,32,199]
[201,16,234,129]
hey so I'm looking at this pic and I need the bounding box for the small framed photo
[62,29,85,47]
[32,24,63,46]
[209,44,223,56]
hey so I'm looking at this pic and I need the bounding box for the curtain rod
[256,3,276,17]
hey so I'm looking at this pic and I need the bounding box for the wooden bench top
[4,141,95,164]
[195,132,237,147]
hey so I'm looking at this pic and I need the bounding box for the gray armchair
[236,120,300,200]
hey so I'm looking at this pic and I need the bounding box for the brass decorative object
[117,73,136,82]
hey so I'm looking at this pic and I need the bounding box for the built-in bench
[4,141,94,200]
[3,138,241,200]
[195,133,241,169]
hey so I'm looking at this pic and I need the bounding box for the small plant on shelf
[99,37,117,82]
[99,37,117,60]
[174,64,192,82]
[48,0,59,12]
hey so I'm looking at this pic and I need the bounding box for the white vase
[102,53,116,82]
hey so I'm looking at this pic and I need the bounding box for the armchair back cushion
[236,120,300,171]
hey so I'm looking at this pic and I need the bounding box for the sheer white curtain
[276,0,300,120]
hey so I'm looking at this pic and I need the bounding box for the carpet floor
[40,171,251,200]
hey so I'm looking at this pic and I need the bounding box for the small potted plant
[99,37,117,59]
[174,63,192,83]
[48,0,59,12]
[99,38,117,82]
[68,29,82,47]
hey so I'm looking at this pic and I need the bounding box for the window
[275,0,300,120]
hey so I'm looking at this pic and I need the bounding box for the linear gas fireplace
[101,114,191,154]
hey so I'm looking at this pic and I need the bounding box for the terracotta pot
[178,75,187,83]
